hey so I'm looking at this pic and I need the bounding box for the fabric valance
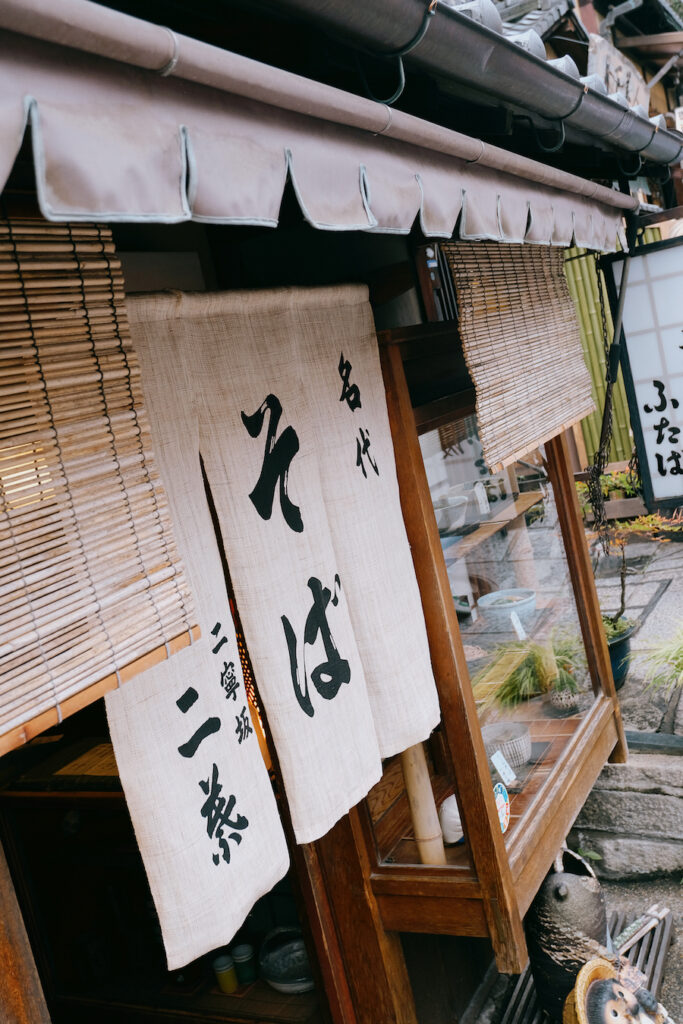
[0,29,629,252]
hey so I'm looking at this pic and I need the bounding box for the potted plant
[577,469,646,522]
[472,632,583,711]
[548,632,583,711]
[597,514,683,689]
[600,532,635,690]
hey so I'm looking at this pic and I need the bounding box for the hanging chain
[596,254,610,362]
[586,253,613,552]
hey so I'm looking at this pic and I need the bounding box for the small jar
[212,953,238,994]
[232,943,257,984]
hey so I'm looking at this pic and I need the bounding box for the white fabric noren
[106,327,289,970]
[122,285,440,845]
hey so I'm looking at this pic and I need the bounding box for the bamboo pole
[399,743,447,865]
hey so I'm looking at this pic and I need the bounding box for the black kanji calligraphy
[656,419,683,448]
[644,379,679,414]
[338,353,362,411]
[652,450,683,476]
[281,574,351,718]
[176,686,221,758]
[654,416,671,445]
[241,394,303,533]
[356,427,379,479]
[211,621,229,655]
[235,706,253,744]
[199,763,249,865]
[220,661,239,701]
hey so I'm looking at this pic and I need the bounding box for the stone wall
[569,754,683,879]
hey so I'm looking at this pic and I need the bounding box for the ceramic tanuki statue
[564,957,677,1024]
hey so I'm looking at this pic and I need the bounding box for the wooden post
[400,744,447,865]
[0,837,51,1024]
[546,432,628,763]
[313,807,419,1024]
[379,341,528,975]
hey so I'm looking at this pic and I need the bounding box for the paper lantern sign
[609,239,683,508]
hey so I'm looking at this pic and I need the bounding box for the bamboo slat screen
[0,217,196,754]
[442,241,595,472]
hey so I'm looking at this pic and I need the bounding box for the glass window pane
[420,413,596,843]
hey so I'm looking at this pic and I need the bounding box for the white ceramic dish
[477,588,536,620]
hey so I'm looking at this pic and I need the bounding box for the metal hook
[616,151,643,177]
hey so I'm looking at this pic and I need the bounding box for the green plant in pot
[548,632,583,711]
[473,632,583,711]
[596,514,682,689]
[600,534,635,691]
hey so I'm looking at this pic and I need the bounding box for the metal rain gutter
[262,0,683,164]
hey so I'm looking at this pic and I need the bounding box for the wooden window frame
[362,321,627,975]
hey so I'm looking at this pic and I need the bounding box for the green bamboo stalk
[564,247,634,463]
[566,250,600,458]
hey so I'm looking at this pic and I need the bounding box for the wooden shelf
[440,491,543,560]
[55,979,323,1024]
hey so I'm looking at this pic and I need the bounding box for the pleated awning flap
[0,27,630,252]
[0,217,196,753]
[442,240,596,472]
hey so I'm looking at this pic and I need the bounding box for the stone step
[569,753,683,879]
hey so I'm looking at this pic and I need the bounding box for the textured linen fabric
[124,285,440,842]
[106,325,289,970]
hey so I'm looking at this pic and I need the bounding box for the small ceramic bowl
[259,927,314,994]
[477,588,536,621]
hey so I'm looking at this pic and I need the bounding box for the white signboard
[614,243,683,504]
[588,35,650,112]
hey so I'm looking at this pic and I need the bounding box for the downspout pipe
[260,0,683,164]
[0,0,637,212]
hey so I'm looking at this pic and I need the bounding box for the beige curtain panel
[0,218,195,754]
[0,29,629,251]
[106,326,289,970]
[443,240,596,472]
[126,285,440,844]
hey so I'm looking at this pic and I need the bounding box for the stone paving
[591,533,683,735]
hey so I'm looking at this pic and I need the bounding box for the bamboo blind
[0,217,196,752]
[442,241,595,472]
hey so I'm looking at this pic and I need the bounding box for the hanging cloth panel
[126,286,440,844]
[105,325,289,970]
[0,30,631,252]
[0,218,196,754]
[442,241,596,472]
